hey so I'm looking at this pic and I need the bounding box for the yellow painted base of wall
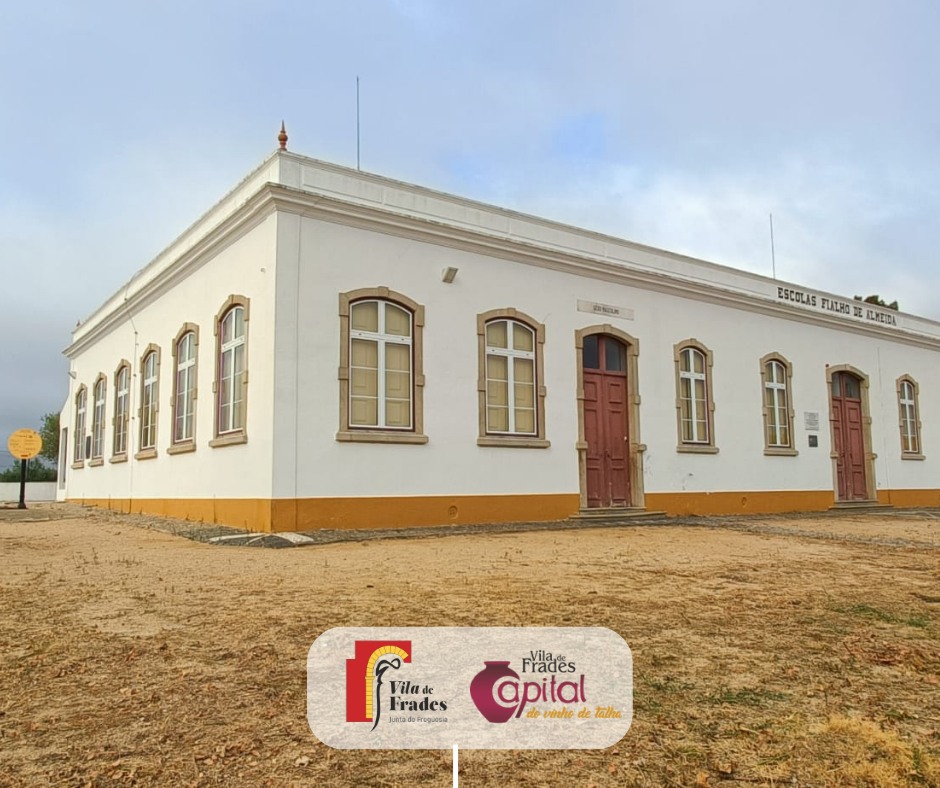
[71,489,940,533]
[75,498,274,531]
[645,490,835,517]
[72,494,580,533]
[877,488,940,508]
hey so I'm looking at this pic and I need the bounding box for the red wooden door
[831,373,868,501]
[583,336,630,508]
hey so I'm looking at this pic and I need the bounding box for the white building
[58,136,940,532]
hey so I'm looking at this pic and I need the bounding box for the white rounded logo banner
[307,627,633,749]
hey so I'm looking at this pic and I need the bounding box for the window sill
[88,458,104,467]
[110,454,128,464]
[135,448,158,461]
[901,453,926,461]
[677,444,719,455]
[764,447,798,457]
[336,430,429,445]
[168,442,197,455]
[477,436,551,449]
[71,461,85,470]
[209,432,248,448]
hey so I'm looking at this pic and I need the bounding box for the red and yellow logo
[345,640,412,729]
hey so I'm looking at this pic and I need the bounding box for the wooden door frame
[575,325,645,509]
[826,364,877,502]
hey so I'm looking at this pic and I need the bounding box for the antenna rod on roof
[769,212,777,280]
[356,76,361,171]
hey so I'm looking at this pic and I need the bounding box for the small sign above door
[577,300,635,321]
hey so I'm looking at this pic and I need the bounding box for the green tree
[38,412,60,465]
[0,461,57,482]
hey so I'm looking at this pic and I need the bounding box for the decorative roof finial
[278,121,288,150]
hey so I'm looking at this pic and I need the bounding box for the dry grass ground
[1,504,939,787]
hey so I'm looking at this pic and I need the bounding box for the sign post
[7,430,43,510]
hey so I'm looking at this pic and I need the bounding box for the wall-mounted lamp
[441,266,459,284]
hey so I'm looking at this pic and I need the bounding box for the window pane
[385,370,410,398]
[515,408,535,434]
[582,335,599,369]
[605,340,625,372]
[694,380,706,419]
[692,350,705,375]
[385,343,410,373]
[512,323,534,352]
[233,307,244,339]
[486,321,508,349]
[350,397,378,426]
[351,339,378,368]
[514,358,533,384]
[385,304,411,337]
[232,390,245,430]
[514,381,535,408]
[844,376,861,398]
[351,367,377,397]
[696,419,709,442]
[487,380,509,407]
[351,301,379,332]
[385,399,411,428]
[487,354,508,383]
[221,313,233,344]
[488,406,509,432]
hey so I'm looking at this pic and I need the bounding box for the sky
[2,0,940,468]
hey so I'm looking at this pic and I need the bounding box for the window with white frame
[349,299,413,429]
[898,376,922,456]
[174,331,197,444]
[761,355,795,452]
[139,350,159,451]
[91,376,106,460]
[675,340,716,451]
[73,386,87,464]
[217,306,246,435]
[113,363,130,457]
[484,318,536,435]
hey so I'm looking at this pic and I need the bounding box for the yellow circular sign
[7,429,43,460]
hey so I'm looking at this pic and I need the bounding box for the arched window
[897,376,924,458]
[73,386,87,464]
[113,362,130,458]
[760,354,796,454]
[674,340,716,452]
[90,375,107,462]
[212,296,249,447]
[337,288,427,444]
[138,346,160,455]
[484,318,535,435]
[349,299,413,429]
[171,325,198,449]
[475,309,548,448]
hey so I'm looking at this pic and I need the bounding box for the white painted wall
[0,482,57,502]
[62,214,279,502]
[273,213,940,500]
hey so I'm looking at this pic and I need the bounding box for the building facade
[58,146,940,531]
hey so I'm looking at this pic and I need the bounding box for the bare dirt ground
[1,504,939,787]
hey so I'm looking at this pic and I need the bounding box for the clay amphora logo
[346,640,411,731]
[470,650,592,723]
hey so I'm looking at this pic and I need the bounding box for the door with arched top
[582,335,630,508]
[830,371,868,501]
